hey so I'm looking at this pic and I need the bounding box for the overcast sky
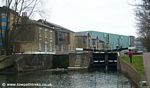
[0,0,137,36]
[37,0,137,36]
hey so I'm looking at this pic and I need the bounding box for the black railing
[83,48,128,52]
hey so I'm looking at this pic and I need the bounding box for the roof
[83,30,130,36]
[0,6,18,15]
[38,19,74,33]
[77,31,130,39]
[31,20,54,29]
[75,32,90,36]
[76,31,132,46]
[76,31,101,40]
[15,18,54,30]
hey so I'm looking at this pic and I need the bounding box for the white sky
[0,0,137,36]
[38,0,137,36]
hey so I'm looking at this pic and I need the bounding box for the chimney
[22,12,27,17]
[21,12,28,23]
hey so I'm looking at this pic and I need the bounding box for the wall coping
[119,57,142,88]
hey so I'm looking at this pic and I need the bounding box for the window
[49,43,52,51]
[83,37,87,46]
[39,43,42,51]
[50,31,53,39]
[58,31,69,43]
[45,41,48,44]
[45,32,48,38]
[49,32,52,39]
[50,40,52,42]
[50,30,52,32]
[70,46,71,50]
[45,28,48,31]
[39,38,42,41]
[39,27,42,37]
[39,27,42,30]
[45,44,48,52]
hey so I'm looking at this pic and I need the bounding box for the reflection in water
[0,70,134,88]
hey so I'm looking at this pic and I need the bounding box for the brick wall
[15,54,53,72]
[69,52,91,67]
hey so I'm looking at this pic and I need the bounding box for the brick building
[13,18,55,53]
[75,32,91,49]
[75,32,106,50]
[38,20,75,54]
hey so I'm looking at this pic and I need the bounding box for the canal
[0,70,134,88]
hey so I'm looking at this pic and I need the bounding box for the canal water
[0,70,134,88]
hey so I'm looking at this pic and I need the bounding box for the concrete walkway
[143,53,150,87]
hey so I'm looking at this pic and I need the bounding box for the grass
[121,55,145,76]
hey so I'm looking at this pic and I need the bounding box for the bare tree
[1,0,41,55]
[136,0,150,51]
